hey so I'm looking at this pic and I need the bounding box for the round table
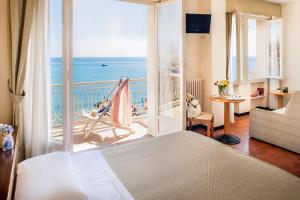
[209,96,245,145]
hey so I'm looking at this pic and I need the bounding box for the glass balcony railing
[51,78,147,126]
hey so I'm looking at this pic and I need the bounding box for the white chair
[186,93,214,138]
[249,91,300,154]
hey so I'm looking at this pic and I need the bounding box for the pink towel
[112,80,132,127]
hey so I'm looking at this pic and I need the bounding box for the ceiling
[121,0,161,5]
[127,0,296,5]
[265,0,296,4]
[126,0,296,5]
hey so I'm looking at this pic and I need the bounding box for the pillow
[15,152,88,200]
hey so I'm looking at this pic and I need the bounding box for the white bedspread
[72,150,134,200]
[102,131,300,200]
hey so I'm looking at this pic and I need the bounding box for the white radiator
[186,78,203,106]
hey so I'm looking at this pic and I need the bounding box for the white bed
[15,131,300,200]
[72,150,133,200]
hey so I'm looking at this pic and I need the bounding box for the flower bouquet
[0,124,14,151]
[214,80,229,97]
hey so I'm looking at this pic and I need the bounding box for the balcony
[51,78,149,151]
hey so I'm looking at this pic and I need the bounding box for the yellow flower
[215,80,229,88]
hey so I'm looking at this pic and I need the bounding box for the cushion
[286,91,300,119]
[15,152,88,200]
[194,112,213,121]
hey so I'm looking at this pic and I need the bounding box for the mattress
[99,131,300,200]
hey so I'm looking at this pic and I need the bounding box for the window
[268,19,283,79]
[229,14,237,82]
[247,19,257,78]
[235,14,282,82]
[241,16,268,81]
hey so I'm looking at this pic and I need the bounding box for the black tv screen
[186,14,211,34]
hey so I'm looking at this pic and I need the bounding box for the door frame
[59,0,186,148]
[62,0,74,152]
[147,0,186,136]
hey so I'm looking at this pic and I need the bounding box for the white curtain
[24,0,51,158]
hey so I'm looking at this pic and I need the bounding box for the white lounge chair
[249,91,300,154]
[82,78,133,140]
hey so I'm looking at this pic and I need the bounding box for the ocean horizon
[51,57,147,84]
[51,57,147,124]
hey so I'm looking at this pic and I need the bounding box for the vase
[283,87,289,93]
[218,87,226,98]
[2,135,14,151]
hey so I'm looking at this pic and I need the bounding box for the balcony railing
[51,78,147,125]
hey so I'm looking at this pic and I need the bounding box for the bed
[15,131,300,200]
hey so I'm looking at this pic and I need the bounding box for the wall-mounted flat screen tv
[186,14,211,34]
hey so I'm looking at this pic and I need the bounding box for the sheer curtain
[24,0,51,158]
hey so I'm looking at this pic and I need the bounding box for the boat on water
[101,64,108,67]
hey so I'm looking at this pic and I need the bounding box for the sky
[50,0,148,58]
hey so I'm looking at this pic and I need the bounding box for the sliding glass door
[50,0,149,152]
[50,0,185,151]
[72,0,148,151]
[156,0,185,135]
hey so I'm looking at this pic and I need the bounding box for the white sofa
[249,91,300,154]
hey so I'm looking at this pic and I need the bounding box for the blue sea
[51,57,147,84]
[50,57,147,124]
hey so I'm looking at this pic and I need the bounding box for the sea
[50,57,147,123]
[51,57,147,84]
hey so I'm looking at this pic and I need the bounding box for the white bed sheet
[72,150,134,200]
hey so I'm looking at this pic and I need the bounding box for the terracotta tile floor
[193,115,300,177]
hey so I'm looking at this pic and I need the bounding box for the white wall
[185,0,226,127]
[211,0,226,126]
[281,1,300,94]
[0,0,12,124]
[185,0,212,113]
[233,84,251,113]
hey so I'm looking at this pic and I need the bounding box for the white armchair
[249,91,300,154]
